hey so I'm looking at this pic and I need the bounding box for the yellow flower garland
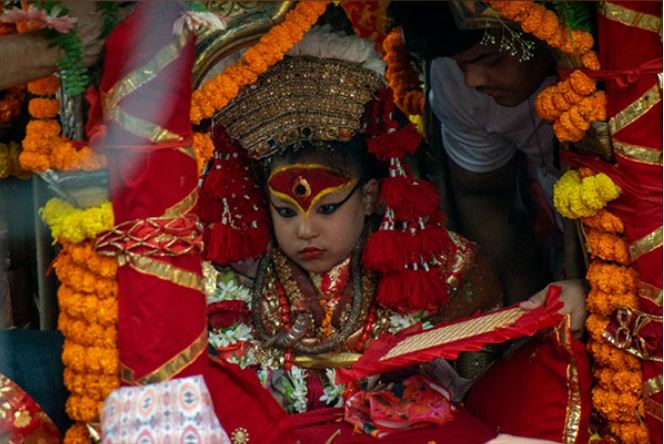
[40,198,114,244]
[553,169,621,219]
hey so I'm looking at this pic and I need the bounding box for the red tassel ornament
[199,126,269,265]
[363,88,459,312]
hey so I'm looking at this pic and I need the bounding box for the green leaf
[552,1,594,33]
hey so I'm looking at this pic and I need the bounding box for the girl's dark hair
[387,2,482,61]
[257,136,380,186]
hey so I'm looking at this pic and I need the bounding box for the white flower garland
[320,369,345,408]
[208,323,254,348]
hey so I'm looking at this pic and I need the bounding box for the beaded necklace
[252,243,371,357]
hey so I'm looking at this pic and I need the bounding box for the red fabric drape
[98,4,297,442]
[101,1,207,386]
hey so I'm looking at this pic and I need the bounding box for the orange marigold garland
[42,197,119,444]
[19,74,107,173]
[489,1,605,143]
[190,0,328,125]
[582,210,649,443]
[382,28,424,117]
[192,131,215,175]
[55,240,119,444]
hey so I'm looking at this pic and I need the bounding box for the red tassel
[376,268,449,312]
[380,177,440,220]
[414,223,456,260]
[205,220,269,265]
[363,228,409,272]
[197,189,221,223]
[367,124,422,160]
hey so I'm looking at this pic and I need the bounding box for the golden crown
[214,55,384,159]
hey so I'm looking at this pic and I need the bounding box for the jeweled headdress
[201,26,460,312]
[214,26,385,158]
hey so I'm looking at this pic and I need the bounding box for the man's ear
[361,179,379,215]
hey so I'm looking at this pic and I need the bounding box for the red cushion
[465,324,592,443]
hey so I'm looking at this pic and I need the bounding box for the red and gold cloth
[0,373,60,444]
[560,3,662,441]
[339,286,564,382]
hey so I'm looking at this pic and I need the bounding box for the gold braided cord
[381,308,523,361]
[609,84,661,136]
[638,280,663,307]
[599,2,662,35]
[601,307,663,362]
[613,138,663,166]
[629,226,662,262]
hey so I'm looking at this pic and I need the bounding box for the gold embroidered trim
[102,34,187,143]
[638,281,663,306]
[380,307,523,361]
[643,375,663,398]
[602,307,663,362]
[106,34,187,105]
[136,329,208,385]
[105,102,183,143]
[556,318,582,444]
[599,2,662,34]
[163,188,199,219]
[609,84,661,136]
[613,139,663,166]
[294,352,362,369]
[629,226,663,262]
[645,398,663,422]
[127,255,204,292]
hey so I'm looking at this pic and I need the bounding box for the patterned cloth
[0,372,61,444]
[101,375,230,444]
[344,375,455,438]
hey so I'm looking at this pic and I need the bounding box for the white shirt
[429,57,559,206]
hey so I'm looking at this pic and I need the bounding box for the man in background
[390,2,573,307]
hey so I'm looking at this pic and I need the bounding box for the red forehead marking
[268,164,354,214]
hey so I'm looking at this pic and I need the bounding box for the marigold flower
[28,97,60,119]
[587,262,637,294]
[582,210,624,234]
[190,1,327,124]
[27,76,60,96]
[586,230,630,264]
[582,51,601,71]
[520,3,545,34]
